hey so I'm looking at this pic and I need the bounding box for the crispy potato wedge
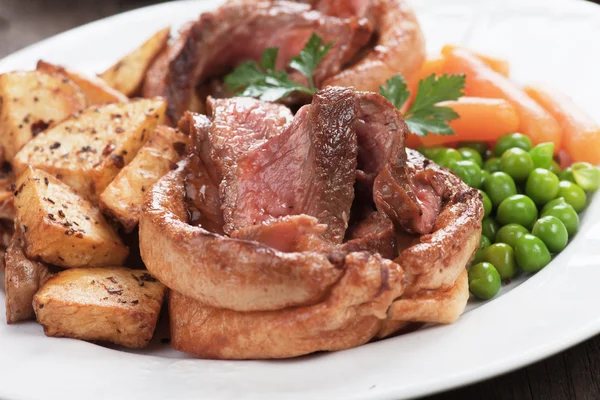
[37,61,128,105]
[0,220,14,270]
[0,70,86,162]
[99,125,190,232]
[5,230,54,324]
[33,267,166,348]
[14,167,129,267]
[13,98,167,201]
[100,27,170,97]
[0,170,15,221]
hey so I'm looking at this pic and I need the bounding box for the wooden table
[1,0,599,399]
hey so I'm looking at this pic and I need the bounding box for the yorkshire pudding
[139,86,483,359]
[139,160,349,312]
[170,251,404,359]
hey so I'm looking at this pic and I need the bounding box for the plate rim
[1,0,600,399]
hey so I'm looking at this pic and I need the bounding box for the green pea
[515,234,552,273]
[496,194,538,229]
[559,167,576,183]
[542,202,580,238]
[494,133,533,157]
[500,148,534,181]
[458,147,484,167]
[557,180,587,212]
[549,160,561,176]
[532,216,569,253]
[483,243,517,280]
[482,217,500,242]
[478,189,492,217]
[418,145,445,160]
[528,142,554,169]
[484,172,518,207]
[484,157,502,173]
[496,224,529,248]
[474,235,492,264]
[434,148,462,168]
[541,197,568,215]
[525,168,560,206]
[480,169,491,187]
[468,262,501,300]
[451,160,483,188]
[462,141,488,156]
[571,162,600,191]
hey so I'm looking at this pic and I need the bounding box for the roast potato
[99,125,190,232]
[0,220,14,270]
[0,170,15,221]
[0,70,86,162]
[13,167,129,268]
[37,60,128,105]
[5,229,54,324]
[13,98,167,201]
[33,267,166,348]
[100,27,170,96]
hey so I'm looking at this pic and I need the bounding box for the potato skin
[5,230,54,324]
[13,98,167,202]
[14,167,129,268]
[0,70,86,162]
[33,267,166,348]
[100,27,170,97]
[99,125,190,232]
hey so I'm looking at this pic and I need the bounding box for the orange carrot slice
[525,84,600,164]
[405,132,422,149]
[442,45,510,77]
[405,48,510,112]
[442,47,562,151]
[419,97,520,146]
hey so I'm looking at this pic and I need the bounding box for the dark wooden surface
[1,0,600,399]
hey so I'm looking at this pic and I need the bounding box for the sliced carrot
[404,55,447,113]
[406,48,510,112]
[442,45,510,77]
[419,97,520,146]
[524,84,600,164]
[441,47,562,151]
[405,132,422,149]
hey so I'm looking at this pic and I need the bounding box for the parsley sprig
[380,73,466,137]
[224,33,333,102]
[225,31,464,137]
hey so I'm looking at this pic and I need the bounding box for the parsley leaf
[289,33,333,90]
[224,61,265,92]
[379,75,410,110]
[379,73,466,137]
[224,33,333,102]
[259,48,279,72]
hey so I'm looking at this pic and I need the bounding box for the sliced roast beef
[375,148,450,235]
[231,214,328,253]
[222,86,358,243]
[143,1,372,122]
[205,97,293,180]
[184,155,225,235]
[342,211,396,259]
[354,91,407,193]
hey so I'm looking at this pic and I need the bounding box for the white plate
[1,0,599,399]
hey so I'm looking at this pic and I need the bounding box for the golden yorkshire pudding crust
[322,0,426,91]
[169,251,405,359]
[140,150,482,359]
[396,150,483,297]
[139,159,349,312]
[376,269,469,339]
